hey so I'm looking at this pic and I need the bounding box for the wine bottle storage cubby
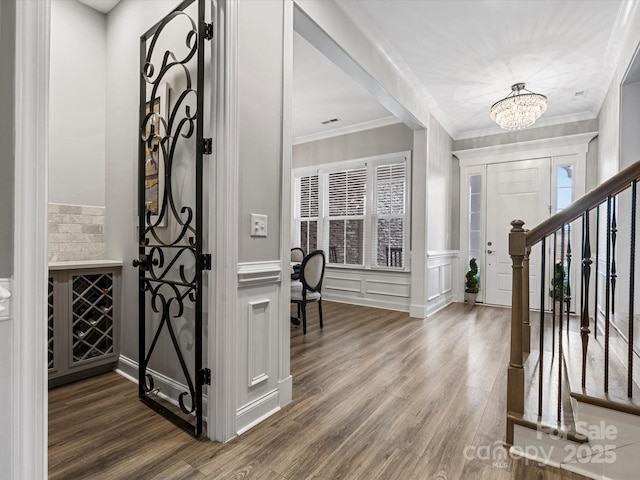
[72,274,114,363]
[48,264,121,387]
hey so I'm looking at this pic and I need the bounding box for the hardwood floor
[49,301,589,479]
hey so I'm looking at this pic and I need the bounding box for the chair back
[301,250,325,293]
[291,247,305,263]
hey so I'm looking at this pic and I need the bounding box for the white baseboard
[278,375,293,406]
[409,303,428,319]
[117,355,208,418]
[426,291,453,317]
[236,389,281,435]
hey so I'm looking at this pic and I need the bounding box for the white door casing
[485,158,551,308]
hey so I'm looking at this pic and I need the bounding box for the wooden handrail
[526,160,640,247]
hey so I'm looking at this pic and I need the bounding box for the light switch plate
[250,213,268,237]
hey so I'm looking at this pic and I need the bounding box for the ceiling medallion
[490,83,547,130]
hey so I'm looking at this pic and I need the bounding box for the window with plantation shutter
[373,163,406,268]
[294,174,319,254]
[293,151,409,271]
[326,168,366,266]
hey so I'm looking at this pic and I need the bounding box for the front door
[485,158,551,308]
[134,0,211,436]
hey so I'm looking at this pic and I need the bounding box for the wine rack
[71,274,114,363]
[48,277,54,370]
[48,264,121,387]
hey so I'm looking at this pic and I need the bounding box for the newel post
[506,219,526,445]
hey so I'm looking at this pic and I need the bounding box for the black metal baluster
[552,232,557,354]
[581,211,592,389]
[612,198,618,319]
[629,181,637,398]
[595,206,600,339]
[558,224,566,423]
[539,236,546,418]
[566,227,572,328]
[605,196,612,393]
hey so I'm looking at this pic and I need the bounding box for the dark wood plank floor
[49,301,589,479]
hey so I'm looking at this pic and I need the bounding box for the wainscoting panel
[426,251,458,317]
[247,299,270,388]
[235,261,284,434]
[323,268,411,311]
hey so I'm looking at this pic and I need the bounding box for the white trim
[455,111,597,141]
[292,115,401,145]
[237,261,282,286]
[453,132,598,166]
[48,260,123,270]
[13,0,50,477]
[279,0,294,409]
[323,295,409,313]
[247,299,270,388]
[210,0,239,443]
[427,250,460,259]
[236,389,280,436]
[293,150,411,272]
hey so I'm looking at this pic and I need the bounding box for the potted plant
[465,258,480,306]
[549,262,568,304]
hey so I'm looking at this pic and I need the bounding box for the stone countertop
[48,260,123,271]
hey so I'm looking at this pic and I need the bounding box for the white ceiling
[76,0,637,142]
[77,0,121,14]
[292,32,397,143]
[295,0,637,141]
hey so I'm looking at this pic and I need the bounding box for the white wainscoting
[426,251,459,317]
[235,261,286,435]
[322,267,411,312]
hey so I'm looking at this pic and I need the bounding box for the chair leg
[318,299,323,330]
[297,303,301,318]
[301,302,307,334]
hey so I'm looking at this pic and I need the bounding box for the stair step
[563,321,640,413]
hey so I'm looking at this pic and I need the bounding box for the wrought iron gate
[135,0,211,436]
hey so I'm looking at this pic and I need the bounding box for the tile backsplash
[48,203,105,262]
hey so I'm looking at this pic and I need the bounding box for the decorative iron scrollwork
[137,0,207,436]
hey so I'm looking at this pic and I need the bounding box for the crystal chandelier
[490,83,547,130]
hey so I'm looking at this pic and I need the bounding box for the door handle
[132,254,158,270]
[487,249,494,254]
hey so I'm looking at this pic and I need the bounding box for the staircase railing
[506,160,640,445]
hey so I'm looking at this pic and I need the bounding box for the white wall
[426,114,455,252]
[105,0,187,372]
[425,115,457,313]
[292,122,413,168]
[596,5,640,320]
[0,0,15,279]
[238,0,285,264]
[49,0,106,207]
[0,1,15,475]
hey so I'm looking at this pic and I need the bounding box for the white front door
[485,158,551,307]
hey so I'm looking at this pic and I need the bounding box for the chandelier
[490,83,547,130]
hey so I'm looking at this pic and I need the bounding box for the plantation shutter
[296,174,319,253]
[326,168,367,265]
[373,162,406,267]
